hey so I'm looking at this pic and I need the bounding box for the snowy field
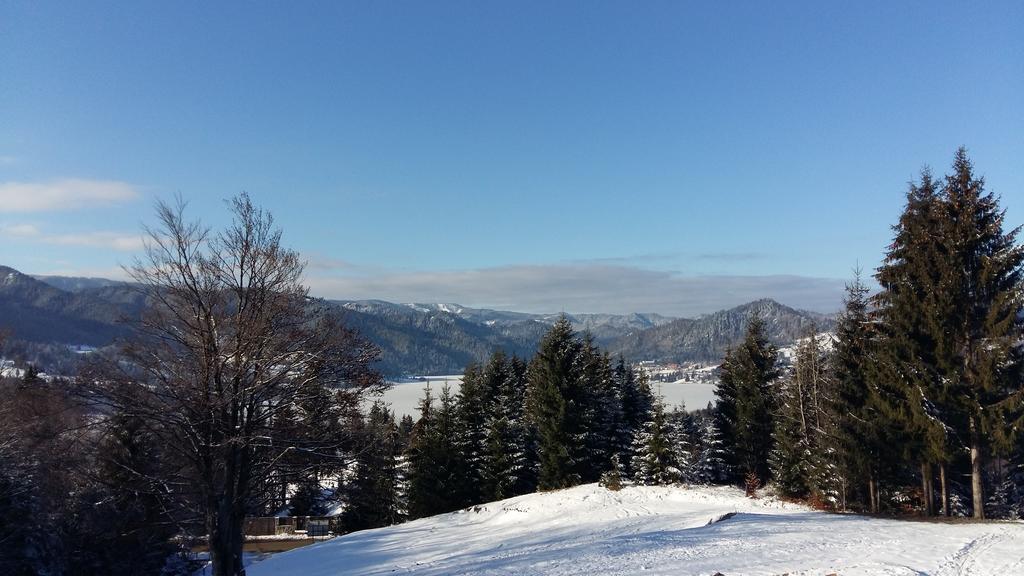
[381,377,718,418]
[246,484,1024,575]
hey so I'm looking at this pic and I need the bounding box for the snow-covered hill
[247,484,1024,576]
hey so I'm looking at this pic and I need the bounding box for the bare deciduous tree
[86,194,383,576]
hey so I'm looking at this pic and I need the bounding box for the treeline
[716,149,1024,518]
[345,148,1024,526]
[343,321,729,529]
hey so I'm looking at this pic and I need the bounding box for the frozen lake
[376,376,718,418]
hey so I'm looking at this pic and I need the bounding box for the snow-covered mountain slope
[247,484,1024,576]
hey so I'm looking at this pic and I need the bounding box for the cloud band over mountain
[306,264,850,317]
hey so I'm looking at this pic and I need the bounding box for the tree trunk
[209,501,236,576]
[921,461,933,516]
[971,423,985,519]
[868,475,878,514]
[940,462,949,517]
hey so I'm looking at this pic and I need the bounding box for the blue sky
[1,1,1022,316]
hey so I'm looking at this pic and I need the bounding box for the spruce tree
[405,385,463,518]
[527,317,584,490]
[343,401,401,531]
[481,351,531,501]
[932,149,1024,518]
[579,340,618,482]
[831,271,884,512]
[631,397,680,486]
[614,358,654,476]
[873,168,948,515]
[455,363,490,506]
[716,316,779,483]
[875,150,1024,518]
[693,417,730,484]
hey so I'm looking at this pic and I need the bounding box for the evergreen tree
[614,357,654,476]
[666,405,697,483]
[932,149,1024,518]
[342,401,402,531]
[527,317,584,490]
[874,150,1024,518]
[831,271,884,512]
[65,409,179,575]
[455,364,490,506]
[715,316,779,483]
[289,481,326,517]
[481,352,531,501]
[631,397,680,485]
[405,385,464,518]
[771,327,842,504]
[579,339,618,482]
[693,416,730,484]
[397,414,415,451]
[874,168,950,516]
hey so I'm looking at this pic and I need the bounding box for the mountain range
[0,264,834,376]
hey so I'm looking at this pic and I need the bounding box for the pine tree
[480,351,531,501]
[874,150,1024,518]
[405,384,464,518]
[527,317,584,490]
[693,416,730,484]
[614,358,654,477]
[666,405,697,483]
[716,316,779,483]
[873,168,948,516]
[342,401,401,531]
[831,271,884,512]
[771,328,837,503]
[455,364,490,506]
[579,340,619,482]
[631,397,680,485]
[932,149,1024,518]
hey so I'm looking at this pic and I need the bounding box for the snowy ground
[246,484,1024,575]
[381,377,718,418]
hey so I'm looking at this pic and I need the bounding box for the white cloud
[43,232,145,251]
[0,178,140,212]
[0,223,40,237]
[305,264,851,317]
[0,223,143,251]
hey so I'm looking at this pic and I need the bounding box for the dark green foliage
[454,362,491,505]
[527,317,585,490]
[666,406,697,483]
[770,328,836,501]
[397,414,415,450]
[289,482,327,517]
[614,357,654,476]
[693,415,730,484]
[715,316,779,482]
[63,410,180,575]
[343,401,402,531]
[0,459,51,575]
[481,353,532,501]
[579,337,620,483]
[872,149,1024,517]
[830,272,886,511]
[405,385,464,518]
[631,398,680,485]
